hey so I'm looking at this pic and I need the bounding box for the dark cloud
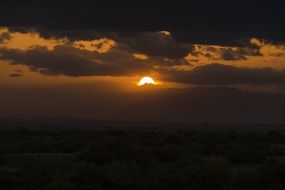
[7,27,106,41]
[0,46,151,77]
[220,46,262,61]
[118,32,192,59]
[1,1,284,46]
[171,30,284,47]
[191,44,263,61]
[220,50,246,61]
[6,29,192,60]
[9,72,22,77]
[162,64,285,85]
[0,30,192,77]
[1,43,285,85]
[0,31,10,43]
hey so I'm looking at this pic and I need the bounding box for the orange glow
[0,29,67,50]
[133,53,149,60]
[73,38,116,53]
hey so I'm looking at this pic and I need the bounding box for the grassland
[1,122,285,190]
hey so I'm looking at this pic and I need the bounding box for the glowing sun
[138,76,157,86]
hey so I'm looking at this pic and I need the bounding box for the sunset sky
[1,1,285,123]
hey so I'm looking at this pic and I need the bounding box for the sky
[0,1,285,123]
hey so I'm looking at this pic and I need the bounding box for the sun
[138,76,157,86]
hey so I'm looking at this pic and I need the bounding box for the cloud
[0,45,151,77]
[73,38,116,53]
[189,41,263,61]
[7,27,107,41]
[1,1,284,46]
[7,29,192,60]
[1,42,285,86]
[0,30,193,77]
[162,63,285,85]
[1,29,285,86]
[133,53,149,60]
[9,72,22,77]
[0,31,10,43]
[220,46,262,61]
[116,32,193,59]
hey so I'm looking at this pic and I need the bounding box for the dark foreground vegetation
[1,128,285,190]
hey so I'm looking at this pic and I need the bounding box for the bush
[151,157,231,190]
[79,139,138,164]
[235,162,285,189]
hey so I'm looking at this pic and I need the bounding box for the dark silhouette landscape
[1,120,285,189]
